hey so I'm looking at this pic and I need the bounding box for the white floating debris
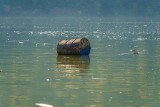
[35,103,53,107]
[46,79,51,82]
[18,41,24,44]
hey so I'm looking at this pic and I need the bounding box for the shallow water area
[0,17,160,107]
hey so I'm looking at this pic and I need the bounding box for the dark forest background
[0,0,160,17]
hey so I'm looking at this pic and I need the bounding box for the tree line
[0,0,160,17]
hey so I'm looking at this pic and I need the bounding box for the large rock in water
[57,38,91,55]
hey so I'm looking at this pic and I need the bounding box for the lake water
[0,17,160,107]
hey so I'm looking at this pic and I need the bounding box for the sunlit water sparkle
[0,17,160,107]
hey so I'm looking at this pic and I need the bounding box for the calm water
[0,17,160,107]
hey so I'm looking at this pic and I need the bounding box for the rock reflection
[57,55,90,73]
